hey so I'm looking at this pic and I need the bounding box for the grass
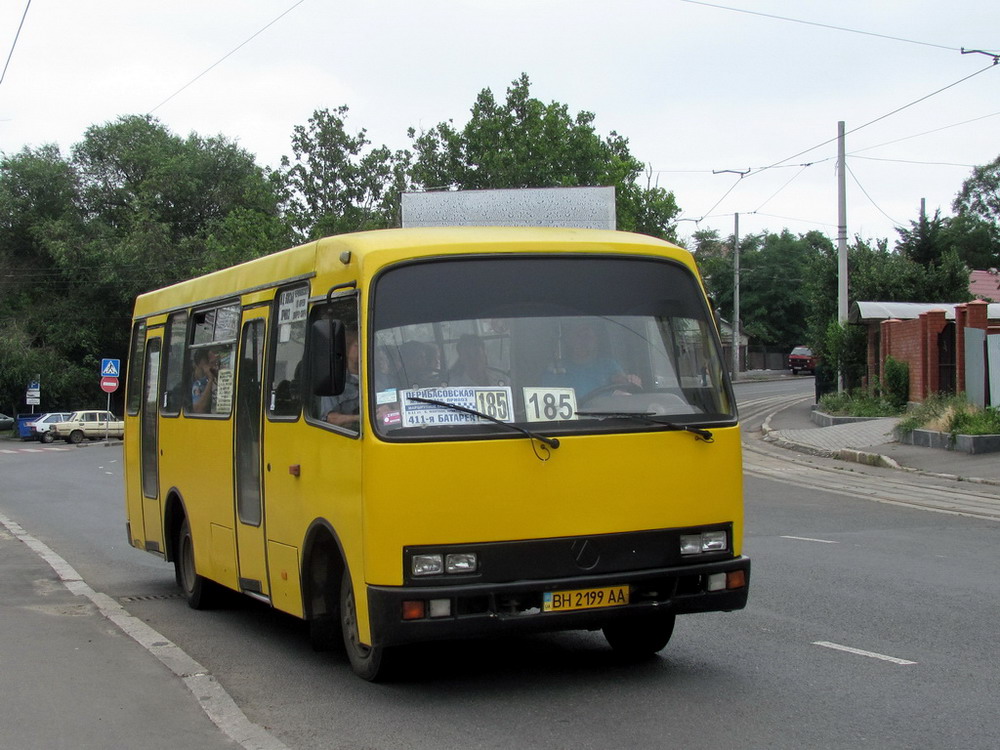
[897,394,1000,436]
[819,389,1000,435]
[817,389,903,418]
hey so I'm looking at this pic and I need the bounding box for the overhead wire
[0,0,32,88]
[846,162,902,227]
[849,110,1000,155]
[148,0,308,114]
[686,63,998,226]
[679,0,981,54]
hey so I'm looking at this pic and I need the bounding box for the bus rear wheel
[603,613,676,659]
[176,518,219,609]
[340,569,393,681]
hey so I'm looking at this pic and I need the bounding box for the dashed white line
[813,640,917,665]
[781,535,839,544]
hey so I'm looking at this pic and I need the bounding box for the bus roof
[131,226,693,319]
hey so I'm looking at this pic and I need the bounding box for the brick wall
[877,302,992,401]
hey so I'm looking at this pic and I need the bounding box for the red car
[788,346,817,375]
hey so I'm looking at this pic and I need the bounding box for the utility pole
[837,121,848,391]
[732,212,740,376]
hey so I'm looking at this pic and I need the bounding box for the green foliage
[278,106,411,239]
[953,154,1000,227]
[0,116,288,411]
[897,393,1000,436]
[815,320,866,390]
[408,74,679,239]
[881,356,909,409]
[817,389,901,417]
[695,228,831,351]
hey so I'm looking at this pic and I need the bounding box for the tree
[695,229,827,352]
[953,154,1000,227]
[806,236,971,389]
[409,74,680,239]
[939,213,1000,270]
[278,107,411,239]
[0,116,288,412]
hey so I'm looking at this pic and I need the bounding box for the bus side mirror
[310,318,347,397]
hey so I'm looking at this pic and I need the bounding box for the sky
[1,0,997,248]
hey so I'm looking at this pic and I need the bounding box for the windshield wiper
[407,396,560,449]
[575,411,714,442]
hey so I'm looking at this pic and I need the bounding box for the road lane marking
[0,512,290,750]
[813,640,917,665]
[781,535,838,543]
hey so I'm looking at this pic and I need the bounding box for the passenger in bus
[398,340,442,388]
[373,345,401,392]
[190,349,219,413]
[544,321,641,397]
[320,330,361,428]
[446,334,491,386]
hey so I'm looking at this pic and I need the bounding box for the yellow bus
[123,226,749,680]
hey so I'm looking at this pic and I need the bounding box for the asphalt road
[1,386,998,749]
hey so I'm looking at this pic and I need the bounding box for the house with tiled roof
[970,269,1000,302]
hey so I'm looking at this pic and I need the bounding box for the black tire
[40,431,54,444]
[68,430,84,444]
[309,615,341,652]
[340,569,393,681]
[175,518,219,609]
[603,613,676,659]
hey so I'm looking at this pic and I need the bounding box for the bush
[896,393,1000,436]
[818,389,901,417]
[882,356,909,409]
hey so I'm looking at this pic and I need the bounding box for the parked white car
[52,410,125,444]
[28,412,74,443]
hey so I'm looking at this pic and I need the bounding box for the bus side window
[307,298,360,433]
[126,320,146,417]
[161,311,187,416]
[186,303,238,417]
[269,285,308,419]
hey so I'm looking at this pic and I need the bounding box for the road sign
[26,397,40,405]
[101,358,121,377]
[100,376,120,394]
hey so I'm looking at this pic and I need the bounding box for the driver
[543,320,641,397]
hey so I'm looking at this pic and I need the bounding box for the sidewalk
[761,396,1000,485]
[0,513,275,750]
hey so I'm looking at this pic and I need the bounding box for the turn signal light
[402,601,426,620]
[727,569,746,589]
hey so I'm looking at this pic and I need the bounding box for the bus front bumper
[367,555,750,648]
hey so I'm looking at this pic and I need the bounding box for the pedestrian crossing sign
[101,358,121,377]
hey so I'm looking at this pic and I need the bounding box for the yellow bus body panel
[361,427,743,585]
[124,226,742,649]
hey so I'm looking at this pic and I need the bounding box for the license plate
[542,585,629,612]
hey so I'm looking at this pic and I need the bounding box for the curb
[760,410,1000,486]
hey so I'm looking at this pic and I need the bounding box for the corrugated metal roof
[850,301,1000,323]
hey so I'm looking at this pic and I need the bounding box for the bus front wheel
[340,569,393,681]
[603,613,676,659]
[176,518,219,610]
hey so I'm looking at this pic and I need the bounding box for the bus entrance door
[234,314,268,597]
[139,335,164,552]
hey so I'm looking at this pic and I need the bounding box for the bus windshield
[370,255,734,439]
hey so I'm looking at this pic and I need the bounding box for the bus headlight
[680,530,729,556]
[412,554,445,576]
[445,552,478,574]
[411,552,479,576]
